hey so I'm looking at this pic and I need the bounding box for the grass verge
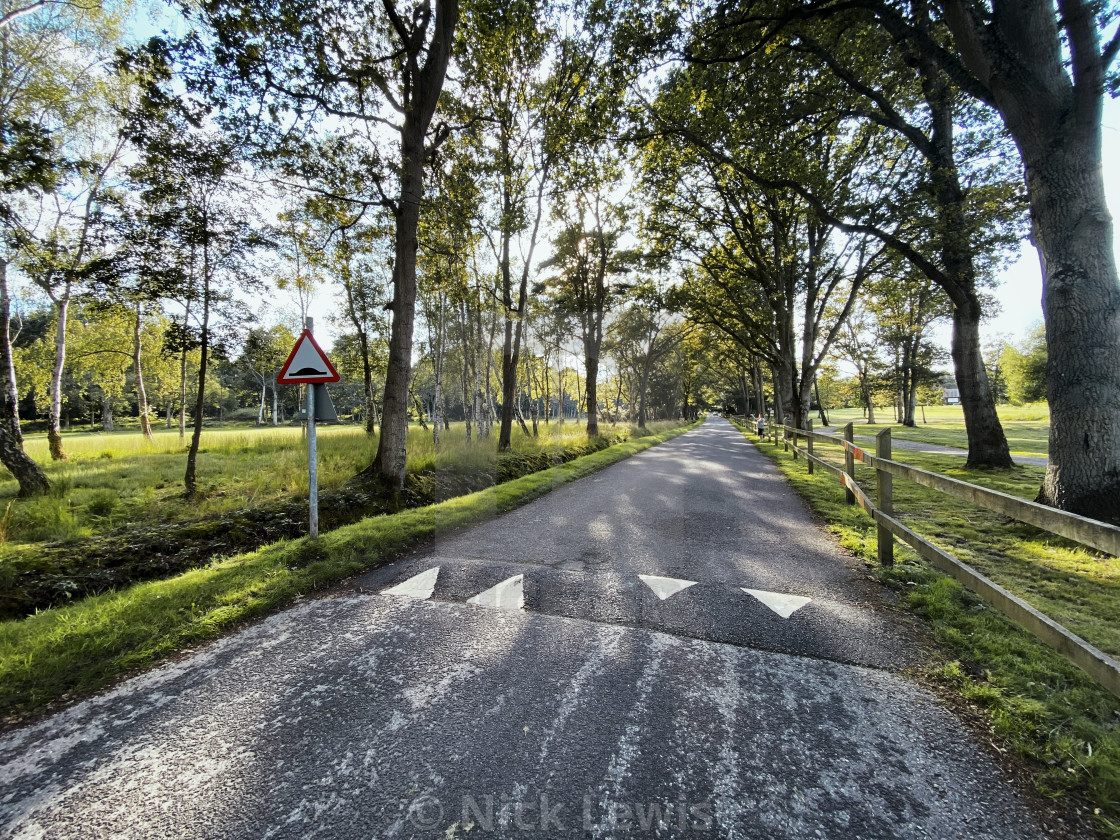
[0,421,698,726]
[730,418,1120,837]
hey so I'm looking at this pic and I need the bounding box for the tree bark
[366,0,459,488]
[0,417,49,495]
[0,260,22,446]
[133,302,153,441]
[46,287,69,460]
[584,349,600,437]
[184,236,211,496]
[939,0,1118,513]
[178,300,190,441]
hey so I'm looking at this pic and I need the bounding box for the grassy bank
[3,420,663,545]
[0,421,698,726]
[732,418,1120,836]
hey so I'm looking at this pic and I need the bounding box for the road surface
[0,418,1059,838]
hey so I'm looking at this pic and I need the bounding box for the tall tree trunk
[940,0,1114,512]
[432,299,444,452]
[365,0,459,487]
[342,256,377,436]
[770,365,786,426]
[178,300,190,441]
[101,395,114,431]
[47,287,70,460]
[557,368,565,425]
[0,260,22,446]
[585,350,600,437]
[459,301,473,444]
[482,307,498,438]
[951,300,1011,465]
[861,372,876,424]
[257,382,266,425]
[372,139,424,485]
[919,59,1013,465]
[637,362,652,429]
[133,302,153,441]
[184,243,211,496]
[271,384,279,426]
[1030,140,1120,514]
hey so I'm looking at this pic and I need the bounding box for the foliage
[1000,322,1048,406]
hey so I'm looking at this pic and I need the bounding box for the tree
[0,0,130,469]
[125,81,262,493]
[641,4,1020,464]
[641,61,884,430]
[787,0,1120,513]
[457,0,555,451]
[241,325,296,425]
[933,0,1120,515]
[1001,322,1047,406]
[541,197,630,438]
[178,0,460,488]
[606,277,682,429]
[17,129,126,459]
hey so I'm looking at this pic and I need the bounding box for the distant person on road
[756,414,766,438]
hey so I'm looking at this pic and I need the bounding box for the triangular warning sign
[276,329,340,384]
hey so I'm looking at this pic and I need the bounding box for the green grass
[824,403,1051,459]
[0,420,698,725]
[1,419,670,546]
[734,418,1120,834]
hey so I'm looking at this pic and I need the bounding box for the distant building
[941,376,960,405]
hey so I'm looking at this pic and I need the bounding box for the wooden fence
[762,419,1120,699]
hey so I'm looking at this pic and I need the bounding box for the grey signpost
[276,317,340,540]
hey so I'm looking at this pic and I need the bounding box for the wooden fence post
[844,422,855,505]
[876,428,894,565]
[807,419,814,475]
[791,423,797,459]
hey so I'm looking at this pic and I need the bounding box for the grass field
[737,418,1120,835]
[0,419,663,546]
[823,403,1051,459]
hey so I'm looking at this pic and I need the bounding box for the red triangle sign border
[276,329,341,384]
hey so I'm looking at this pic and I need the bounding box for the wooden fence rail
[764,420,1120,699]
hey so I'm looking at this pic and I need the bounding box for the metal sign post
[276,317,340,540]
[307,355,318,538]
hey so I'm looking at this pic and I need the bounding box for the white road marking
[467,574,524,612]
[742,588,812,618]
[380,567,440,600]
[638,574,697,601]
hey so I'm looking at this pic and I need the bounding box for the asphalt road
[0,418,1054,839]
